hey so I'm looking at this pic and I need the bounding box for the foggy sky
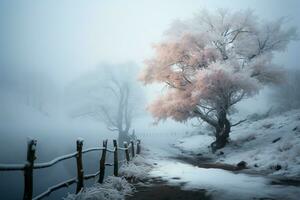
[0,0,299,125]
[0,0,299,88]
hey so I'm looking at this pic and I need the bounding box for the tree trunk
[211,112,231,153]
[118,131,130,144]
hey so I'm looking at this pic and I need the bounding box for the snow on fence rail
[0,138,141,200]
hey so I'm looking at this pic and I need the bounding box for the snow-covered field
[175,109,300,178]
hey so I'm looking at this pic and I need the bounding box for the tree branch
[231,118,247,127]
[194,108,217,127]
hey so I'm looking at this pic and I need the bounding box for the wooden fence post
[76,139,84,193]
[123,142,130,162]
[23,139,37,200]
[136,139,141,155]
[113,140,118,176]
[98,140,107,183]
[130,140,135,158]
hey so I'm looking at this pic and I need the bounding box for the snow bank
[63,176,133,200]
[175,109,300,177]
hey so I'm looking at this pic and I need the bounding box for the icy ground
[175,109,300,178]
[63,109,300,200]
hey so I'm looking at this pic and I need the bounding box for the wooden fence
[0,138,141,200]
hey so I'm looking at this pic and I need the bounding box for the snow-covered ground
[175,109,300,178]
[149,159,300,200]
[144,133,300,200]
[141,137,300,200]
[62,109,300,200]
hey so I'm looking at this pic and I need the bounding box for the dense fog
[0,0,299,200]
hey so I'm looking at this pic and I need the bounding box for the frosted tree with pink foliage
[140,9,297,151]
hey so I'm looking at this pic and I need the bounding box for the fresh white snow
[149,159,300,200]
[63,176,133,200]
[175,109,300,178]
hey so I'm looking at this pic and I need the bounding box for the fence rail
[0,138,141,200]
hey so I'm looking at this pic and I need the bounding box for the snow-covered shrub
[119,155,152,180]
[63,176,133,200]
[103,176,133,194]
[64,155,155,200]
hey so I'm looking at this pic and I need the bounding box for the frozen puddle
[149,160,300,200]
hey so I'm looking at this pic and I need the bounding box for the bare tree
[89,76,134,142]
[68,63,144,143]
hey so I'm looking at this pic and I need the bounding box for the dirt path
[126,153,300,200]
[125,178,211,200]
[124,154,241,200]
[124,152,244,200]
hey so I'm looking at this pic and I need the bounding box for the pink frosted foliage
[140,9,297,124]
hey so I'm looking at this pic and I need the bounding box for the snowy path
[131,136,300,200]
